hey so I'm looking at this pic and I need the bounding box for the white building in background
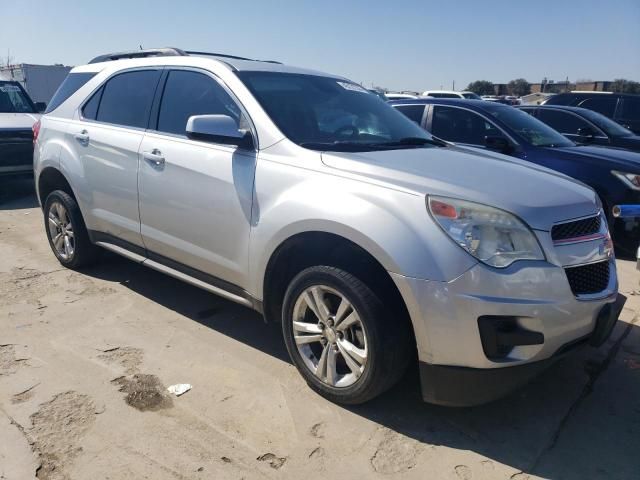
[0,64,72,105]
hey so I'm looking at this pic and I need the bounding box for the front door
[137,69,257,289]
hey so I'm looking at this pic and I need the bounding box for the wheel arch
[37,167,77,208]
[261,230,414,347]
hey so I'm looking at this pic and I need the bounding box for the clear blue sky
[2,0,638,92]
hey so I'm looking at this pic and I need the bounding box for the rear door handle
[74,130,89,146]
[143,149,165,167]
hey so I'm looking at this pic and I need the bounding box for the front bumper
[418,293,626,406]
[391,257,621,405]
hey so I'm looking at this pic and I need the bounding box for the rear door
[67,69,162,248]
[137,68,257,289]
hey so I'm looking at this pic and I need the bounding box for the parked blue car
[390,98,640,251]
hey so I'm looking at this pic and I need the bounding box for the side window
[96,70,161,129]
[394,105,425,124]
[538,110,591,135]
[157,70,244,136]
[578,97,617,118]
[619,97,640,122]
[45,73,96,113]
[81,87,103,120]
[431,106,492,144]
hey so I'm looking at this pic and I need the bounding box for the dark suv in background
[543,92,640,135]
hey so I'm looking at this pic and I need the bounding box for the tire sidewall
[43,190,85,268]
[282,267,385,402]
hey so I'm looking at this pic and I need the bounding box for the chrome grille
[552,215,601,242]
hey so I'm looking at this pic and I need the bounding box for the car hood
[550,145,640,172]
[0,113,40,130]
[321,146,599,231]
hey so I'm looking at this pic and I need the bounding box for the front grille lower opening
[564,260,610,296]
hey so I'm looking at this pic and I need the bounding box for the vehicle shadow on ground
[79,252,639,479]
[0,177,39,210]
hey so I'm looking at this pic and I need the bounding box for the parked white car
[423,90,482,100]
[0,80,40,176]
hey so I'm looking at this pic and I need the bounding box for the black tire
[282,266,412,405]
[43,190,100,269]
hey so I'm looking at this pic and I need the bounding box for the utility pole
[452,80,455,91]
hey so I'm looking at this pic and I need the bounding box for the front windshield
[462,92,481,100]
[578,108,634,137]
[487,105,574,147]
[237,71,438,152]
[0,82,35,113]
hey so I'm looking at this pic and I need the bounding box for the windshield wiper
[376,137,448,148]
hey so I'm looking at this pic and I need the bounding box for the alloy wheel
[47,202,75,260]
[292,285,368,388]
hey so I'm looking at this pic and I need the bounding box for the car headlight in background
[428,196,545,268]
[612,171,640,191]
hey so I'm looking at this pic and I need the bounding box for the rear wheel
[282,266,411,404]
[44,190,100,269]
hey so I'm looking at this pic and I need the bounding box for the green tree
[466,80,495,96]
[609,78,640,94]
[507,78,531,96]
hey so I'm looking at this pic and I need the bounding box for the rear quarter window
[45,72,97,113]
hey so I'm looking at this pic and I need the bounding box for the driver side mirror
[35,102,46,113]
[484,135,512,154]
[186,114,254,150]
[577,126,595,142]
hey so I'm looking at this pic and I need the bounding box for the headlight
[428,196,545,268]
[612,171,640,191]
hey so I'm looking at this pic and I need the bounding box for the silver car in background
[33,48,625,406]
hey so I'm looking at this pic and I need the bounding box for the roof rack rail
[88,47,187,64]
[185,51,282,64]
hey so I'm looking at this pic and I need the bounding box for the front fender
[247,155,476,299]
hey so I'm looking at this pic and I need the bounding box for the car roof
[552,91,639,99]
[75,48,339,79]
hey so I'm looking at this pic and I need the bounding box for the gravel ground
[1,178,639,480]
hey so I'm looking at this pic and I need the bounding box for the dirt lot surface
[1,178,639,480]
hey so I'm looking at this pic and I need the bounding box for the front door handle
[143,149,165,167]
[74,130,89,146]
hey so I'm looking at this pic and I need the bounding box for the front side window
[95,70,161,128]
[577,108,632,137]
[484,104,574,147]
[157,70,245,135]
[394,105,425,124]
[237,71,437,152]
[431,106,498,144]
[538,109,592,135]
[578,96,618,117]
[0,82,35,113]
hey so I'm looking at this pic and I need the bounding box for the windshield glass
[486,104,574,147]
[0,82,36,113]
[578,108,634,137]
[462,92,481,100]
[237,72,438,152]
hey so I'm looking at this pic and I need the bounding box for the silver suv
[34,48,625,406]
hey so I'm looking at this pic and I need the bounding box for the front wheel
[282,266,412,404]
